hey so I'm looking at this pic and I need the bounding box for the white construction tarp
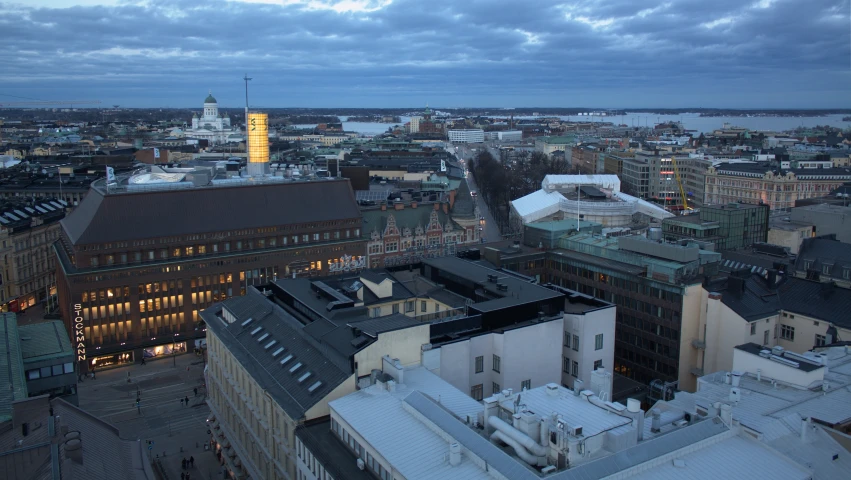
[542,174,621,193]
[511,189,566,223]
[613,191,674,220]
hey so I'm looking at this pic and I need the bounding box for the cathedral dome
[204,93,217,104]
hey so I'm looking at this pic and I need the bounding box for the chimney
[64,432,83,465]
[767,269,777,287]
[443,203,449,214]
[449,442,461,466]
[801,417,812,443]
[434,203,440,211]
[411,201,418,209]
[650,409,661,433]
[394,202,403,211]
[380,203,387,211]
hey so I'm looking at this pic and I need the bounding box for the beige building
[704,162,851,211]
[534,136,575,155]
[694,272,850,378]
[0,199,66,312]
[203,284,430,480]
[767,217,813,254]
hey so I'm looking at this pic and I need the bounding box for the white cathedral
[185,92,237,145]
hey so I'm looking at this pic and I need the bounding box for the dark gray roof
[714,161,851,178]
[777,277,851,328]
[202,289,351,420]
[709,273,851,329]
[62,179,360,245]
[795,235,851,278]
[295,421,374,480]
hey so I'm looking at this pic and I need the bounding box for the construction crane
[670,156,690,212]
[0,100,101,107]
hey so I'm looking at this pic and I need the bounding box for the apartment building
[0,198,67,312]
[794,234,851,287]
[534,136,575,155]
[789,203,851,243]
[55,167,365,372]
[698,268,851,377]
[203,285,430,480]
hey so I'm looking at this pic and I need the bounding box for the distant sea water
[532,112,850,134]
[290,113,849,135]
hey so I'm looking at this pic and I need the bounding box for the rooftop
[201,288,352,420]
[61,174,360,245]
[18,321,74,363]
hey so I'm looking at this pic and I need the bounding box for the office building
[55,166,365,372]
[496,130,522,142]
[767,216,814,254]
[448,129,485,144]
[485,233,722,393]
[662,202,769,250]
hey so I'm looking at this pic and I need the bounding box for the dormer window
[843,268,850,280]
[804,260,812,270]
[822,264,833,275]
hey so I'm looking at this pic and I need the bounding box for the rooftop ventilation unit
[250,326,263,336]
[759,349,771,358]
[257,333,269,343]
[769,355,799,368]
[241,317,254,327]
[487,274,498,283]
[496,283,508,292]
[771,345,785,356]
[289,362,303,373]
[298,372,312,383]
[569,425,583,436]
[280,354,294,366]
[308,381,322,393]
[271,347,285,358]
[264,340,277,350]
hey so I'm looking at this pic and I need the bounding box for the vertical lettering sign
[73,303,86,362]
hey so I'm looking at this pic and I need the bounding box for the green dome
[204,93,217,103]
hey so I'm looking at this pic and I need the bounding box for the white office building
[497,130,523,142]
[448,129,485,143]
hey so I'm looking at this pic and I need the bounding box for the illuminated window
[186,246,194,256]
[198,245,206,254]
[172,248,181,257]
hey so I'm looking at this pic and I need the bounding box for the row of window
[472,354,501,374]
[26,362,74,380]
[471,381,518,401]
[86,230,361,267]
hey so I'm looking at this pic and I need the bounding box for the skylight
[280,354,294,365]
[241,317,254,327]
[289,362,302,373]
[250,326,263,336]
[257,333,269,342]
[308,381,322,393]
[271,347,285,357]
[298,372,311,383]
[264,340,277,350]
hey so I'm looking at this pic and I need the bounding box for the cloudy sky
[2,0,849,108]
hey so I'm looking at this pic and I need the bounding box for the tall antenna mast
[243,73,252,160]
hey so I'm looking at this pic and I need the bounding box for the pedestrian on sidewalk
[185,473,190,480]
[193,387,198,397]
[185,395,189,405]
[180,473,185,480]
[182,458,187,469]
[189,456,194,467]
[180,398,184,406]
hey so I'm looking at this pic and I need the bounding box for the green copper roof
[205,93,217,103]
[0,313,28,423]
[19,320,74,363]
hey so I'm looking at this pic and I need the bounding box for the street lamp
[173,332,179,367]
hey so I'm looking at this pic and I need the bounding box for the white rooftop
[510,189,566,223]
[621,433,811,480]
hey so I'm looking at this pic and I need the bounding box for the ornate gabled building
[363,203,480,268]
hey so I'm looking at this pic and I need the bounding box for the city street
[453,144,504,242]
[76,353,223,480]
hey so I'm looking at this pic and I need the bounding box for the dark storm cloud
[0,0,848,107]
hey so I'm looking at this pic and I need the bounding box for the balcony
[691,338,706,350]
